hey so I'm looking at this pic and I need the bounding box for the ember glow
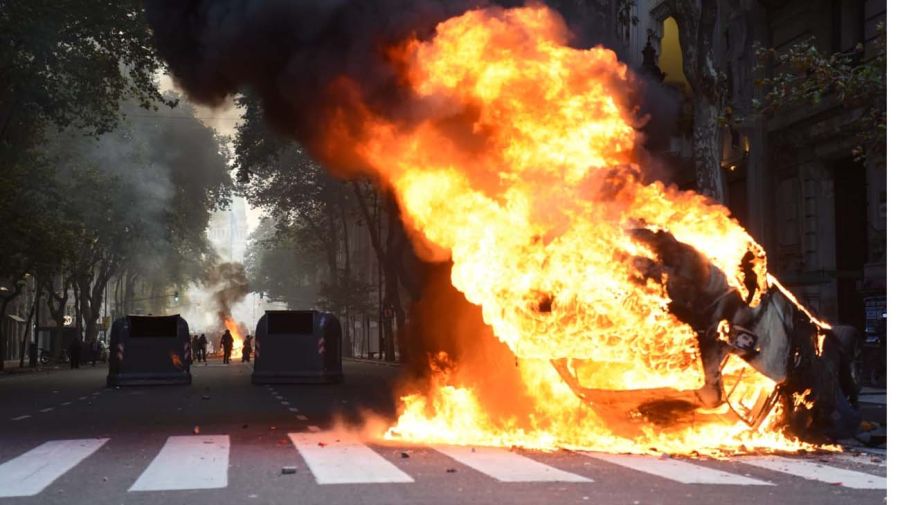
[323,5,828,455]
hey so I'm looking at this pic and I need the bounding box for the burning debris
[147,2,859,454]
[205,262,250,359]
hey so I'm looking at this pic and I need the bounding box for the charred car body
[553,229,861,442]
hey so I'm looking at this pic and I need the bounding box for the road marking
[435,446,591,483]
[60,402,71,406]
[584,454,772,485]
[0,438,108,497]
[288,433,413,484]
[288,407,298,412]
[10,415,30,421]
[739,456,887,489]
[281,401,290,406]
[129,435,230,491]
[307,425,321,432]
[39,408,54,413]
[78,396,87,400]
[296,414,309,421]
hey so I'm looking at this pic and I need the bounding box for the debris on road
[401,452,410,459]
[193,425,201,434]
[281,466,298,475]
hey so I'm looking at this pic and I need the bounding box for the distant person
[69,338,82,369]
[198,333,208,364]
[221,329,234,364]
[89,338,101,367]
[191,334,199,362]
[241,335,253,363]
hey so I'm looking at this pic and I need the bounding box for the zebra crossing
[0,432,887,498]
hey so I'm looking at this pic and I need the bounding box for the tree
[0,0,173,156]
[235,95,354,299]
[753,24,886,163]
[31,98,232,345]
[244,218,319,308]
[0,160,74,370]
[235,94,422,360]
[667,0,728,201]
[0,2,179,365]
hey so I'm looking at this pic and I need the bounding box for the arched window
[658,17,690,94]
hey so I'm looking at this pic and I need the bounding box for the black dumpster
[251,310,342,384]
[107,315,192,386]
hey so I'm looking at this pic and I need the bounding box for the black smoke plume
[145,1,511,160]
[205,262,250,323]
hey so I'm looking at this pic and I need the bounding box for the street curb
[0,366,66,379]
[344,357,403,368]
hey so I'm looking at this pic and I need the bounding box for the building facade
[622,0,885,335]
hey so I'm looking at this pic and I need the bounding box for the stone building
[620,0,886,335]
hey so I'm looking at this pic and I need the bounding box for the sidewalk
[858,387,887,405]
[344,357,403,368]
[1,360,67,377]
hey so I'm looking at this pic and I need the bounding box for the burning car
[552,229,860,442]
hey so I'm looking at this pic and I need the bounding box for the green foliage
[754,24,886,161]
[43,98,233,291]
[0,159,74,289]
[0,0,173,140]
[235,94,376,316]
[244,218,319,308]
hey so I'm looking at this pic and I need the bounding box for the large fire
[322,5,828,455]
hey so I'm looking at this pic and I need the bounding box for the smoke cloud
[145,0,506,156]
[204,261,251,323]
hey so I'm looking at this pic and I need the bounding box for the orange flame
[321,5,829,455]
[224,317,244,360]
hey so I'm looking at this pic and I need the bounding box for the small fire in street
[223,316,245,361]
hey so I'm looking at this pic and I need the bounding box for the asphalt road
[0,361,887,505]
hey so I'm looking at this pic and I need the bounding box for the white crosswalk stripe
[289,432,414,484]
[738,455,887,489]
[0,434,888,495]
[585,453,772,485]
[435,446,592,482]
[0,438,108,497]
[129,435,230,491]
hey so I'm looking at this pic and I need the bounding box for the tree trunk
[0,298,10,371]
[45,276,69,359]
[0,285,23,371]
[671,0,726,201]
[692,96,725,200]
[18,286,38,368]
[73,279,83,342]
[339,202,354,356]
[124,272,137,316]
